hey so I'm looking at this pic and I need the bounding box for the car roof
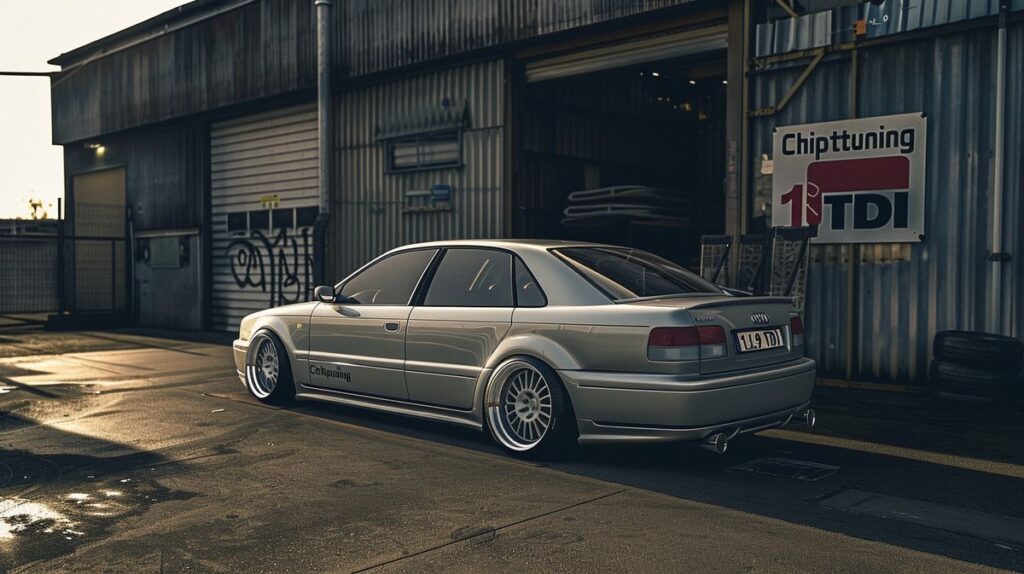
[394,239,618,253]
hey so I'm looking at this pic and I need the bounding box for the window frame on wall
[384,129,463,174]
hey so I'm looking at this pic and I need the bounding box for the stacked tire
[930,331,1023,404]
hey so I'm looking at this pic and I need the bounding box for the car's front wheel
[484,357,575,457]
[245,331,295,405]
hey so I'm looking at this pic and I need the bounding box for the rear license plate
[735,328,784,353]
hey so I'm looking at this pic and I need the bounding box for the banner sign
[772,113,927,243]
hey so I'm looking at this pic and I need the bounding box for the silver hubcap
[247,337,279,398]
[487,362,553,451]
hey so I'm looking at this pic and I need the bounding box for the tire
[484,356,577,458]
[933,331,1023,372]
[930,360,1018,400]
[244,331,296,406]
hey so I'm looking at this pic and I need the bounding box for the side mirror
[314,285,336,303]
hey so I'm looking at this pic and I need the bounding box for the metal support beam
[725,0,750,251]
[748,49,825,117]
[845,45,859,381]
[774,0,800,19]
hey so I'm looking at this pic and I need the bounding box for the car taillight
[648,326,727,361]
[790,316,804,346]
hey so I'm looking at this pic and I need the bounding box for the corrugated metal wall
[334,60,505,277]
[54,0,707,144]
[756,1,1024,57]
[52,0,316,144]
[65,125,205,232]
[210,105,320,331]
[750,21,1023,383]
[336,0,702,77]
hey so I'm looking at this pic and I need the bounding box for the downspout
[313,0,334,288]
[989,1,1009,334]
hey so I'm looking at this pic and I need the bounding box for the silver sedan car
[233,240,816,456]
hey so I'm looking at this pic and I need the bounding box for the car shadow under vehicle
[291,395,1024,572]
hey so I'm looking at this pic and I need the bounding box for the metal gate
[0,236,59,314]
[210,105,320,331]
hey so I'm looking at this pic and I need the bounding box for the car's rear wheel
[485,357,575,457]
[245,331,295,405]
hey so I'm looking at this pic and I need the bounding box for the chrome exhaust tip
[701,432,729,455]
[796,408,816,429]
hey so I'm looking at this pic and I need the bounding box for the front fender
[245,314,311,385]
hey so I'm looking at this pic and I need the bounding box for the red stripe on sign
[807,156,910,194]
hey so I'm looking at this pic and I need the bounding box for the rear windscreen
[554,247,722,301]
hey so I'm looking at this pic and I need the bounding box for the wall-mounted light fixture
[84,142,106,157]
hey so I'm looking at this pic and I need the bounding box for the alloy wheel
[247,336,279,398]
[487,362,554,452]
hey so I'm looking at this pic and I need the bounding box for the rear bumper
[559,357,816,444]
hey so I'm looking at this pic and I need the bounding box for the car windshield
[554,247,722,301]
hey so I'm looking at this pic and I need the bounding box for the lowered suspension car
[233,240,817,456]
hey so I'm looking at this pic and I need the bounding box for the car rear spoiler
[683,296,794,310]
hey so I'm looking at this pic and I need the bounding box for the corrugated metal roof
[49,0,243,66]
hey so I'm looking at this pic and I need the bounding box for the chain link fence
[0,237,60,313]
[0,234,127,316]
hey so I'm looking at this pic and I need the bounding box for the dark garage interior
[515,51,728,270]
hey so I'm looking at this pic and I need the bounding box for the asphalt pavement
[0,319,1020,573]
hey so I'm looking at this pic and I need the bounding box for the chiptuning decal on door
[310,363,352,383]
[772,113,927,244]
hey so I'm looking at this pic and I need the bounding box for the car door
[404,248,515,410]
[307,248,438,399]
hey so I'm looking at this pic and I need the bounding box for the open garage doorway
[513,27,728,270]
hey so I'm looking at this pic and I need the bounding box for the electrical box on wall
[402,184,455,213]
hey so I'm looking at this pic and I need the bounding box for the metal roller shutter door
[210,104,319,332]
[525,25,728,83]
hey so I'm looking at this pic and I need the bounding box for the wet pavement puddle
[0,456,198,570]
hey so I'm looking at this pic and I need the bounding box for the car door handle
[384,322,400,333]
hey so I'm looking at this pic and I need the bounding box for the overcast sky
[0,0,190,219]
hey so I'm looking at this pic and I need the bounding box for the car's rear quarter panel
[508,305,701,375]
[509,296,815,440]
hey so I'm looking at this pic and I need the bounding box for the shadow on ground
[0,414,196,572]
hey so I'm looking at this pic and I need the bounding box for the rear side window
[554,247,720,301]
[423,249,513,307]
[339,249,437,305]
[514,258,546,307]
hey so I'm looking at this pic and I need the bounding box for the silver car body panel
[233,239,817,444]
[406,306,512,410]
[308,303,411,399]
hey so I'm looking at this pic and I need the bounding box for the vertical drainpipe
[845,45,859,381]
[313,0,334,288]
[989,1,1008,335]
